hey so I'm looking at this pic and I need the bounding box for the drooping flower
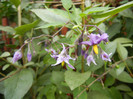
[51,43,75,69]
[101,51,112,62]
[27,52,32,62]
[86,55,97,66]
[27,44,32,62]
[12,50,22,63]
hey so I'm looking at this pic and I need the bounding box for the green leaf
[86,77,103,91]
[31,9,69,25]
[106,22,122,39]
[2,64,10,71]
[88,91,109,99]
[10,0,20,8]
[24,62,34,67]
[21,0,30,10]
[104,75,115,87]
[0,82,4,94]
[4,69,33,99]
[119,8,133,19]
[116,84,132,92]
[73,87,87,99]
[65,71,91,90]
[91,1,133,18]
[61,0,73,10]
[109,70,133,83]
[15,20,39,35]
[114,38,132,44]
[51,71,64,85]
[105,41,117,58]
[117,43,128,59]
[127,92,133,97]
[115,63,125,76]
[37,73,51,86]
[0,26,15,33]
[108,87,123,99]
[83,7,112,15]
[0,52,10,58]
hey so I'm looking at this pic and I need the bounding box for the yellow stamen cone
[93,45,98,55]
[61,61,65,67]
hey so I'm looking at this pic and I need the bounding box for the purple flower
[86,55,97,66]
[51,43,75,69]
[45,48,58,59]
[27,44,32,62]
[101,51,112,62]
[81,34,101,46]
[100,33,109,42]
[12,50,22,63]
[27,52,32,62]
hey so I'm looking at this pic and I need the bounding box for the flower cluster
[81,33,112,66]
[12,26,111,70]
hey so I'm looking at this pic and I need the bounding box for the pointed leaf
[0,26,15,33]
[4,69,33,99]
[61,0,73,10]
[117,43,128,59]
[10,0,20,8]
[15,20,40,35]
[31,9,69,25]
[65,71,91,90]
[0,52,10,58]
[91,1,133,18]
[109,70,133,83]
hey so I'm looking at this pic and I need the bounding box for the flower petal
[51,57,63,66]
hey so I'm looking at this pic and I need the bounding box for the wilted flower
[86,55,97,66]
[12,50,22,63]
[51,43,75,69]
[101,51,112,62]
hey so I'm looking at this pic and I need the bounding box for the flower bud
[12,50,22,63]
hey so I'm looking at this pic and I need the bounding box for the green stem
[0,57,21,68]
[81,0,85,73]
[18,2,26,65]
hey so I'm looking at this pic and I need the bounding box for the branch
[0,68,22,82]
[0,57,21,69]
[75,56,133,99]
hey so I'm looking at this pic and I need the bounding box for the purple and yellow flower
[12,50,22,63]
[81,33,109,55]
[86,55,97,66]
[51,43,75,69]
[101,51,112,62]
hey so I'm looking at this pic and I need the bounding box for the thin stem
[0,68,22,82]
[0,57,21,69]
[0,72,6,77]
[81,0,85,73]
[75,56,133,99]
[18,2,26,65]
